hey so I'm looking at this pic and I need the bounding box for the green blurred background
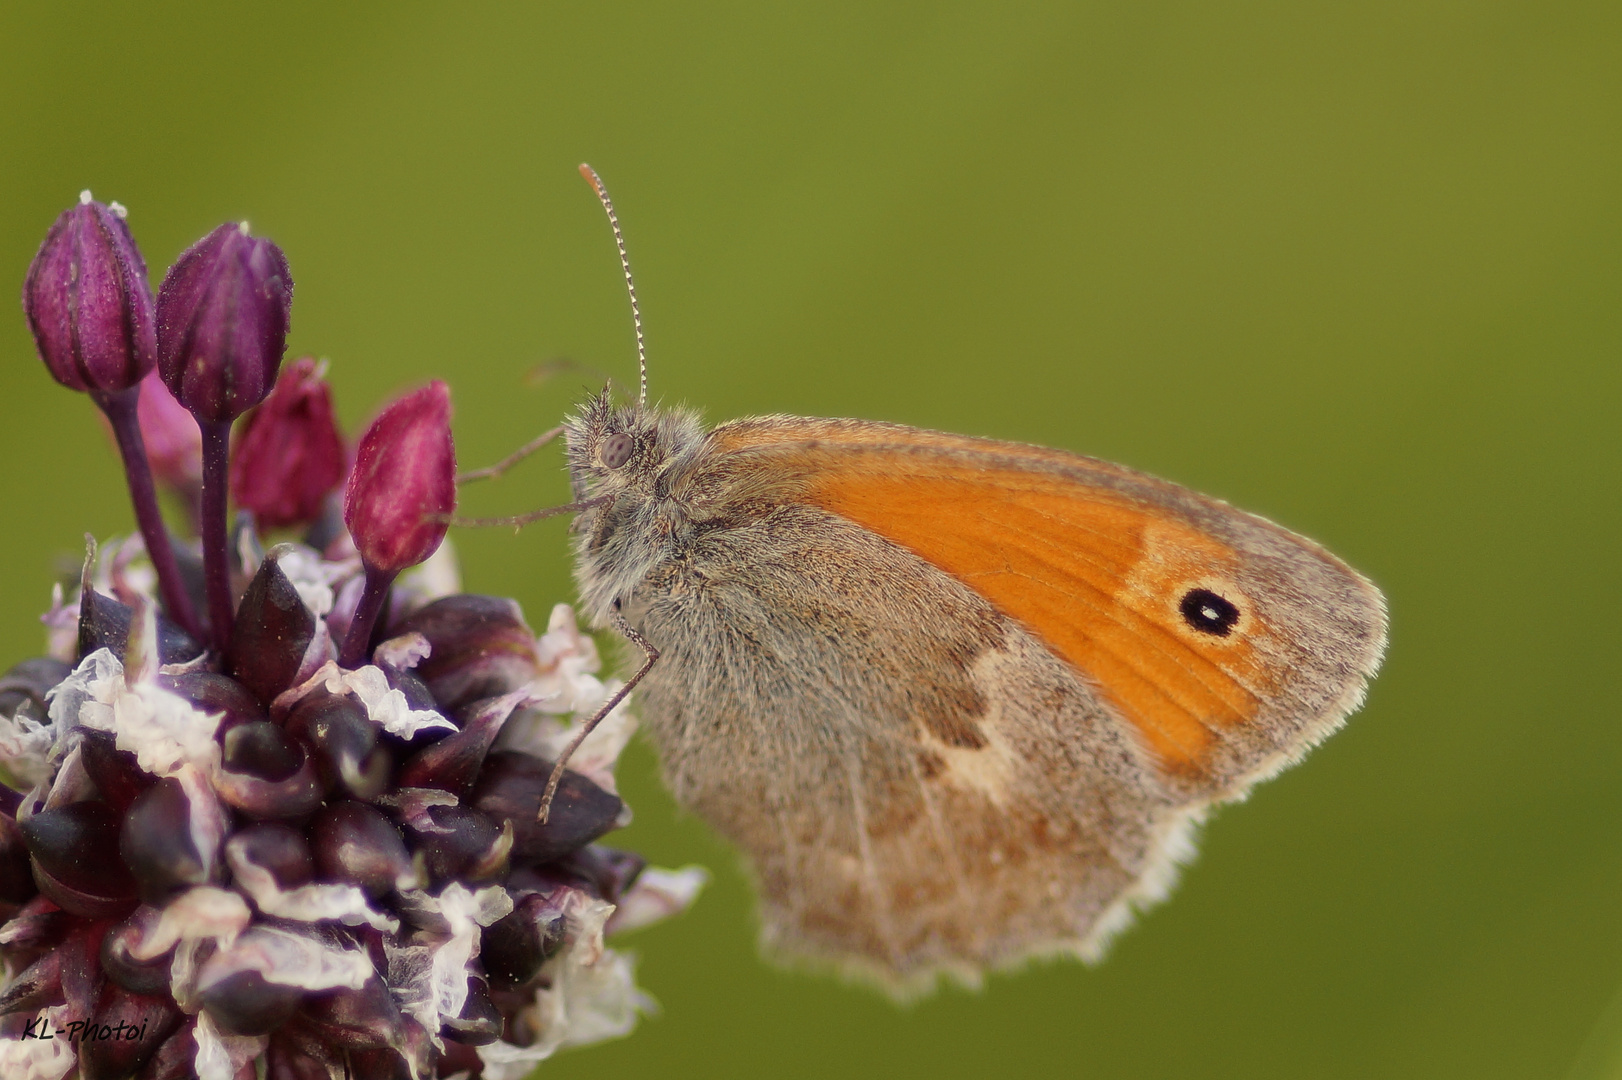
[2,2,1618,1077]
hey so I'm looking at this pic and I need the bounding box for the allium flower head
[156,222,292,424]
[21,192,157,395]
[2,208,702,1080]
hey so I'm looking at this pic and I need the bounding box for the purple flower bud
[231,357,347,529]
[134,368,203,494]
[101,905,176,995]
[77,729,157,815]
[0,947,62,1016]
[227,823,316,890]
[343,382,455,575]
[481,893,566,989]
[393,595,542,712]
[229,551,317,705]
[79,983,183,1079]
[308,802,412,898]
[0,808,36,905]
[297,973,404,1050]
[120,775,225,904]
[472,751,623,867]
[20,801,139,917]
[200,969,306,1035]
[440,974,501,1045]
[156,221,292,423]
[408,804,509,886]
[77,587,202,667]
[21,193,157,394]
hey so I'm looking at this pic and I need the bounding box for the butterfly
[493,167,1386,994]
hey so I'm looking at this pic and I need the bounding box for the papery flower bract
[231,356,347,529]
[21,193,156,395]
[344,381,456,574]
[156,222,292,423]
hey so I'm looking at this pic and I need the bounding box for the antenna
[578,164,647,408]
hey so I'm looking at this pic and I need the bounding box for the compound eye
[599,432,635,469]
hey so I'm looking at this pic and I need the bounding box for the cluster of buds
[1,195,702,1080]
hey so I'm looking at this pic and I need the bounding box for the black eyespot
[1180,588,1240,636]
[599,432,634,469]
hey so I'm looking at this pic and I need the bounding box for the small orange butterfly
[481,166,1386,995]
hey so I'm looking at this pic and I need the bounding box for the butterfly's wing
[629,416,1385,991]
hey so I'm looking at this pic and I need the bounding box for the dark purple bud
[134,369,203,495]
[396,692,528,798]
[78,588,203,666]
[136,1019,198,1080]
[231,357,347,530]
[381,663,437,713]
[80,983,183,1080]
[481,893,566,989]
[229,553,316,705]
[472,751,623,867]
[227,823,315,889]
[0,807,38,905]
[21,801,139,917]
[155,671,267,734]
[0,946,63,1015]
[308,801,412,898]
[0,894,73,955]
[58,917,108,1019]
[22,193,156,394]
[343,381,455,575]
[155,222,292,423]
[410,804,509,885]
[214,737,326,820]
[284,693,383,799]
[347,1046,414,1080]
[295,973,403,1050]
[120,777,221,904]
[440,974,501,1045]
[222,722,304,782]
[268,1025,346,1080]
[78,729,157,815]
[394,595,541,712]
[558,844,647,904]
[101,906,176,996]
[0,657,72,720]
[199,969,305,1035]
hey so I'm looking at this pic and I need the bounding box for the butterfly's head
[563,387,706,502]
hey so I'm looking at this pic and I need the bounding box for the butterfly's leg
[441,493,610,531]
[456,425,565,484]
[537,603,660,822]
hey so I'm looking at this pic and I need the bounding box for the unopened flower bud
[22,193,156,394]
[309,802,412,898]
[394,595,541,712]
[120,775,225,905]
[472,751,623,866]
[343,382,455,575]
[21,801,139,917]
[231,357,346,529]
[156,221,292,423]
[228,552,317,705]
[135,369,203,494]
[79,983,183,1079]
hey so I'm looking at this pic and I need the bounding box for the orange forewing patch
[790,453,1275,776]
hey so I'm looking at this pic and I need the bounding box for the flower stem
[340,565,396,668]
[94,388,202,641]
[199,419,235,655]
